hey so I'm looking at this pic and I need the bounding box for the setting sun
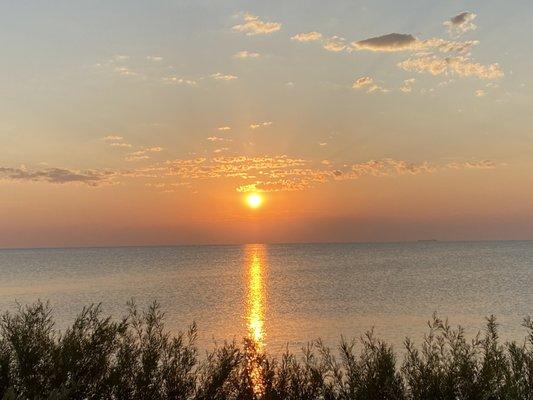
[246,193,263,209]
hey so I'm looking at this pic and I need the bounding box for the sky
[1,0,533,248]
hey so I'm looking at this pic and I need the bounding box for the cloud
[211,72,238,81]
[250,121,273,129]
[234,50,260,59]
[207,136,225,142]
[146,55,163,62]
[352,34,477,55]
[353,33,418,52]
[232,13,281,36]
[218,126,231,131]
[163,76,197,86]
[125,147,163,162]
[109,142,132,148]
[114,66,137,76]
[398,55,504,80]
[0,166,115,186]
[352,76,387,93]
[447,160,495,170]
[444,12,477,37]
[475,89,486,97]
[353,76,374,89]
[125,154,149,162]
[102,135,132,148]
[400,78,416,93]
[102,135,123,141]
[323,36,347,52]
[291,31,323,42]
[143,154,497,193]
[420,38,478,54]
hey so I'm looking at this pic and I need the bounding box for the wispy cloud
[102,135,123,142]
[207,136,225,142]
[232,13,281,36]
[163,76,197,86]
[250,121,273,129]
[109,142,132,148]
[102,135,132,148]
[233,50,260,59]
[0,166,116,186]
[218,126,231,131]
[125,147,163,162]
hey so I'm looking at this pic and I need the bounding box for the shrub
[0,302,531,400]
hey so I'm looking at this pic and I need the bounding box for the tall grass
[0,301,531,399]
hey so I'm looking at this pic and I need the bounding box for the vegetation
[0,301,531,399]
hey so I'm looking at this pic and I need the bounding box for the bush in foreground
[0,302,531,400]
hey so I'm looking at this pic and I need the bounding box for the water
[0,241,531,355]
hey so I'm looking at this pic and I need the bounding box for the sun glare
[246,193,263,209]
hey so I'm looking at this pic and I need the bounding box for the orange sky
[1,1,533,247]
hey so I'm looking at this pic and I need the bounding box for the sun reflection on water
[244,244,267,396]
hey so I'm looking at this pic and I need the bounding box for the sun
[246,193,263,209]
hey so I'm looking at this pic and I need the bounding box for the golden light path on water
[244,244,267,395]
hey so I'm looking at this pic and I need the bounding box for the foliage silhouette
[0,302,531,399]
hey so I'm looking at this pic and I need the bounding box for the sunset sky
[1,0,533,248]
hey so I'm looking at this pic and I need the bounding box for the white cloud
[232,13,281,36]
[218,126,231,131]
[291,31,323,42]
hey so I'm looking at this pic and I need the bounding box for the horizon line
[2,238,533,251]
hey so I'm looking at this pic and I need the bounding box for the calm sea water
[0,242,531,354]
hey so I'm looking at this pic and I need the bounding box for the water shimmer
[0,241,531,354]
